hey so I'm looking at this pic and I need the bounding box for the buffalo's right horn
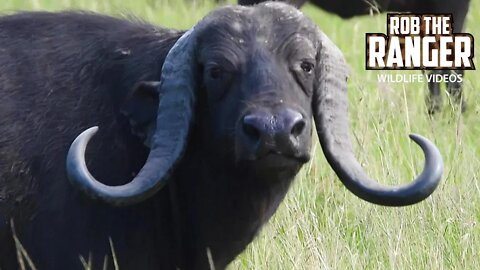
[66,29,198,206]
[313,30,443,206]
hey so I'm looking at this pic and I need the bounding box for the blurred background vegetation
[1,0,479,269]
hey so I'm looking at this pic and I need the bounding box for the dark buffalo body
[0,3,443,270]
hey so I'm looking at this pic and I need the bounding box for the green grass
[2,0,479,269]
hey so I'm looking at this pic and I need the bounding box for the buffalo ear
[121,81,161,147]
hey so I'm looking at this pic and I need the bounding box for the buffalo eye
[209,66,223,80]
[203,63,233,100]
[300,61,314,74]
[291,59,315,96]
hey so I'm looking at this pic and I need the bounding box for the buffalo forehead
[198,5,316,53]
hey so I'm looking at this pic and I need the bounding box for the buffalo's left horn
[313,30,443,206]
[66,29,197,206]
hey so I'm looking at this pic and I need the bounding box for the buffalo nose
[242,109,306,148]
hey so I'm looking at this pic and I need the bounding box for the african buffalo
[238,0,471,113]
[0,3,443,269]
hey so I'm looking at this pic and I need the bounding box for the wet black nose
[241,109,306,156]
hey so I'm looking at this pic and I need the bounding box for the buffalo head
[66,3,443,207]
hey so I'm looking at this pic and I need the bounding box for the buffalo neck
[171,139,300,269]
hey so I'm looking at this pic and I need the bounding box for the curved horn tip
[80,126,99,139]
[408,133,444,201]
[408,133,430,145]
[409,132,444,164]
[408,133,443,166]
[66,126,99,191]
[68,126,99,158]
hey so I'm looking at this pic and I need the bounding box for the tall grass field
[1,0,479,269]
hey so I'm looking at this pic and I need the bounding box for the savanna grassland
[1,0,479,269]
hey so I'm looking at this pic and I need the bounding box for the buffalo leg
[426,70,444,114]
[447,69,466,112]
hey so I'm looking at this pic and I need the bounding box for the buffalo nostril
[291,119,306,137]
[242,115,261,141]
